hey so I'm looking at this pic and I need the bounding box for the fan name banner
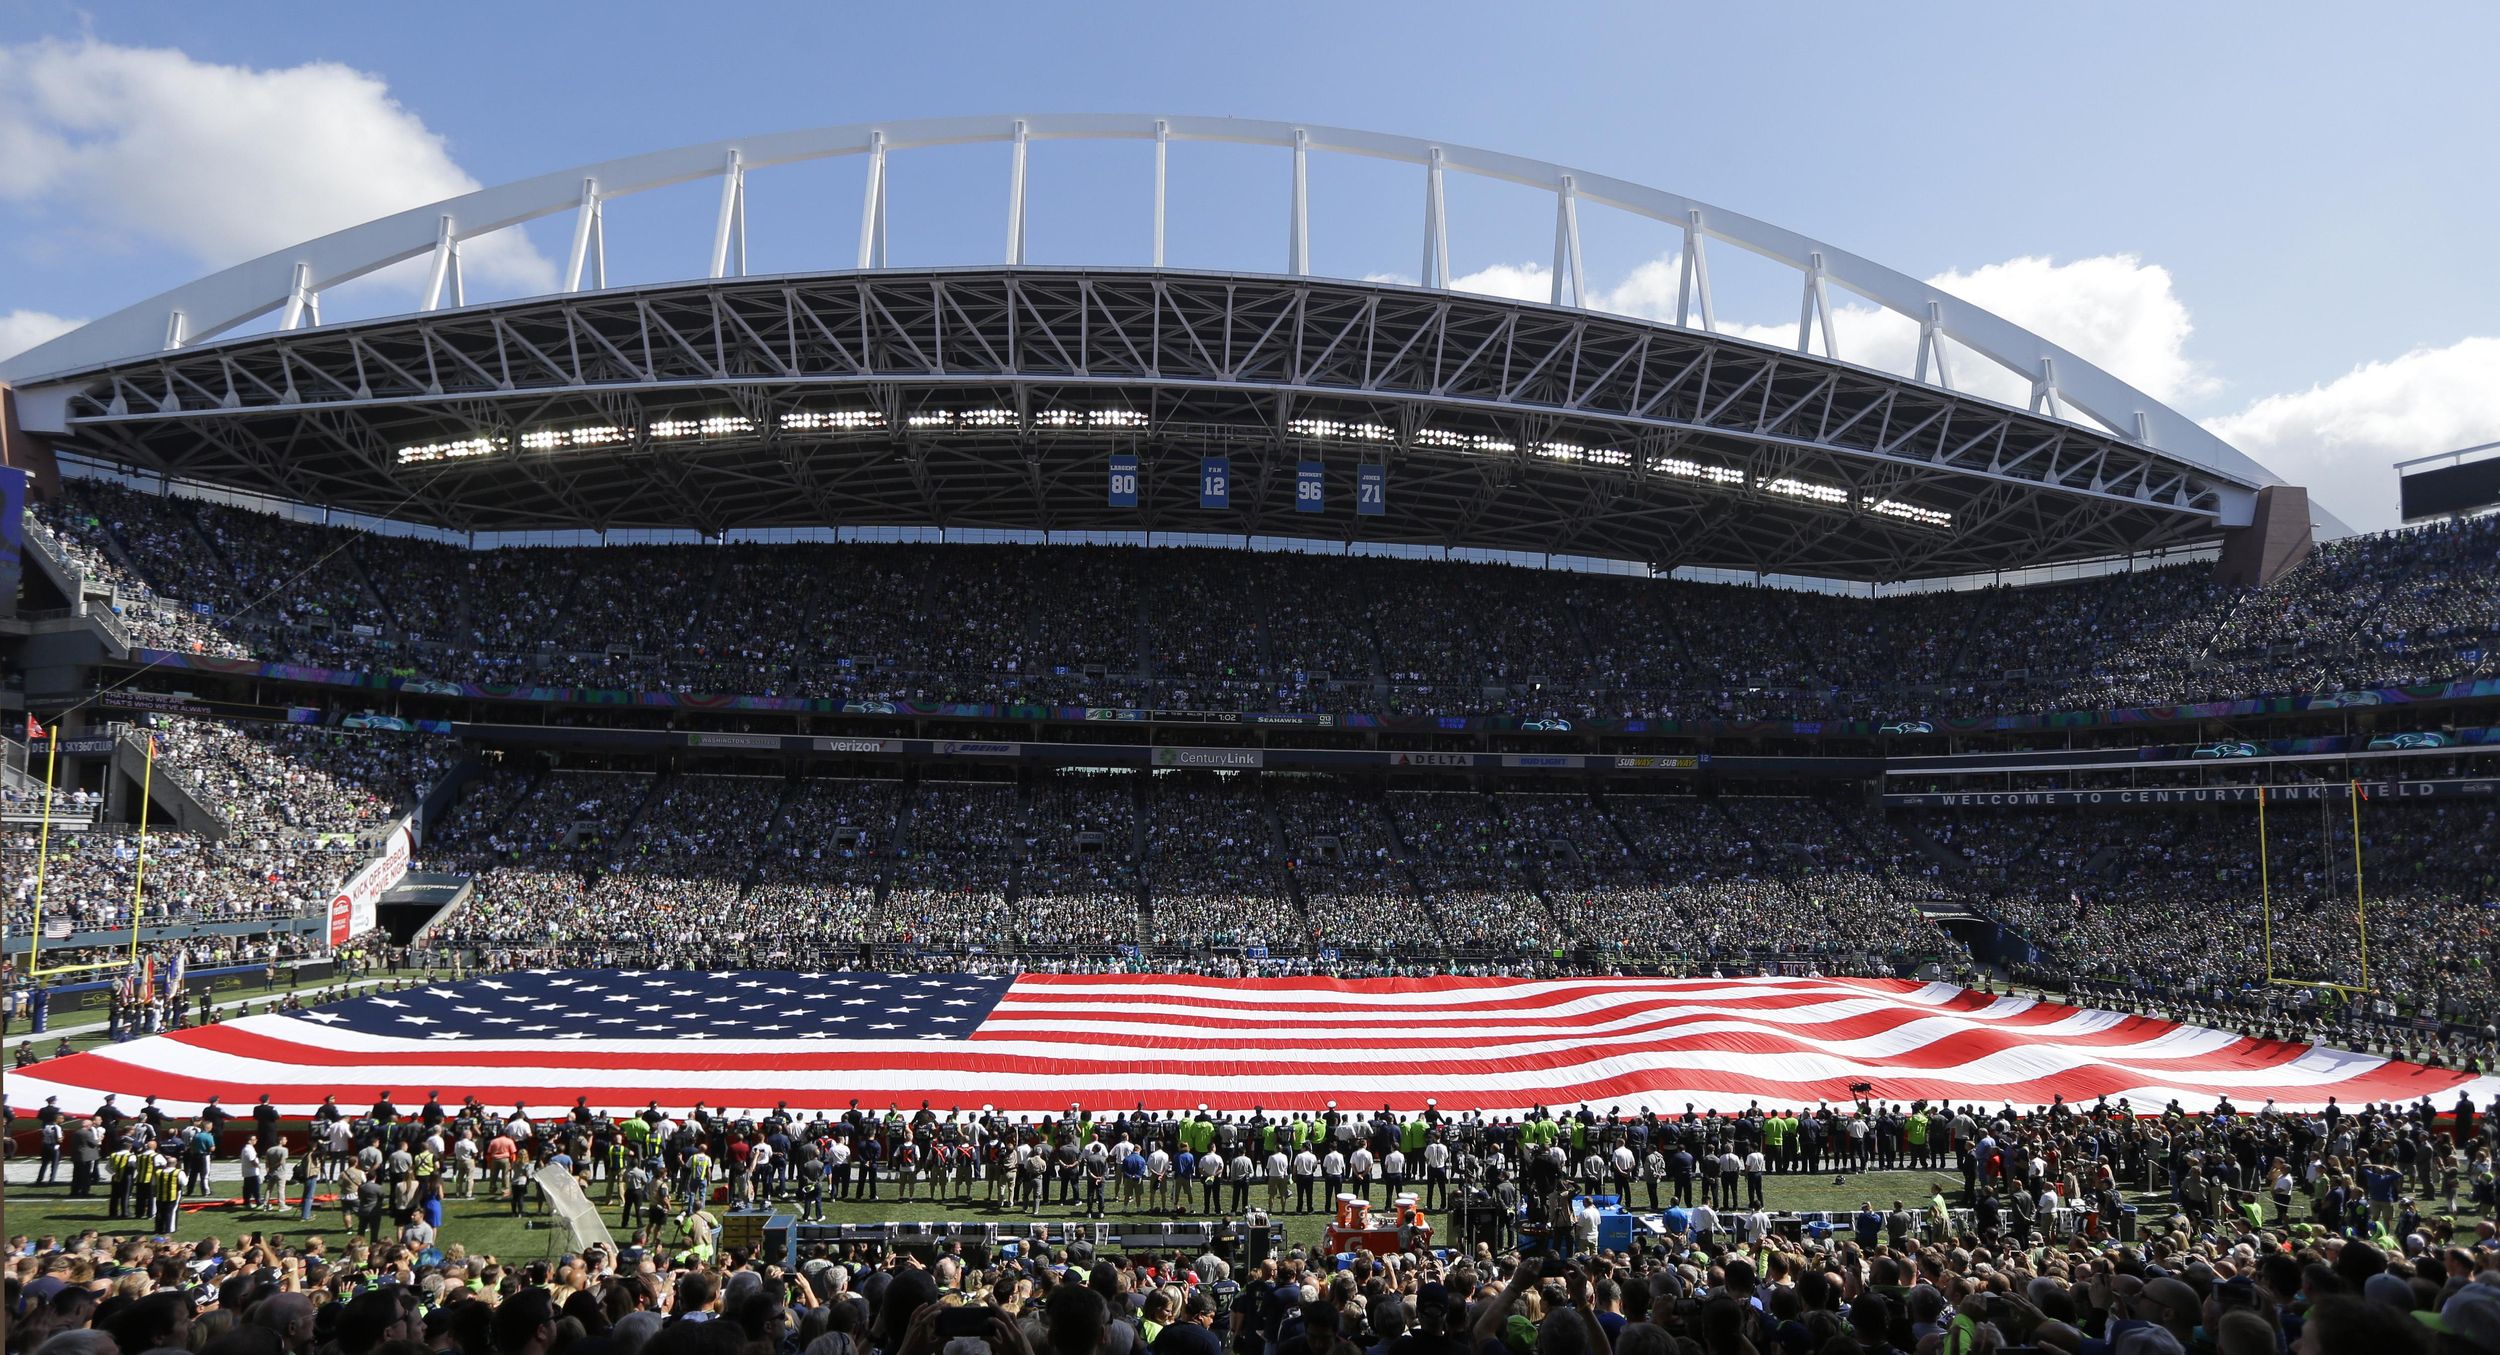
[1199,457,1230,509]
[1885,777,2500,809]
[1295,461,1324,513]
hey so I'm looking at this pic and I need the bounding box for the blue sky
[1,1,2493,529]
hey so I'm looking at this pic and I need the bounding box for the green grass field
[0,1167,1993,1259]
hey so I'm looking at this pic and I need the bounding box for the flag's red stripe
[978,1002,2194,1049]
[143,1015,2302,1083]
[17,1041,2475,1117]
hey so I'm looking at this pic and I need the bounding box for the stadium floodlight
[781,410,885,431]
[1867,498,1954,529]
[1650,456,1747,487]
[649,414,756,440]
[1763,476,1849,506]
[396,436,505,465]
[1532,441,1631,468]
[518,425,628,452]
[1286,417,1394,443]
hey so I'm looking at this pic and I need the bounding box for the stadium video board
[2400,455,2500,522]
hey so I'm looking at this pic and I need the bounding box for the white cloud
[2205,337,2500,532]
[0,38,553,297]
[0,309,81,362]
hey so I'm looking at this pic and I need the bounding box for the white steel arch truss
[0,115,2310,521]
[39,268,2240,582]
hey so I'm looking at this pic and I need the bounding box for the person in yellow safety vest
[107,1144,134,1217]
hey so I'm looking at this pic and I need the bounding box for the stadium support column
[2214,485,2314,587]
[0,383,62,499]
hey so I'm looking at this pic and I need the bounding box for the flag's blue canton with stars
[293,969,1018,1040]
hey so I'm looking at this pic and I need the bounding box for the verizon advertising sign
[327,823,412,946]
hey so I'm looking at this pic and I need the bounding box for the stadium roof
[0,114,2338,581]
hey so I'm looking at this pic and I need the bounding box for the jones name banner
[1885,778,2500,809]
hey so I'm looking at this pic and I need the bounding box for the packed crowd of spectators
[31,477,2500,720]
[16,1087,2500,1355]
[5,719,448,942]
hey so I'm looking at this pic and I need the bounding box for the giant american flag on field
[11,972,2491,1116]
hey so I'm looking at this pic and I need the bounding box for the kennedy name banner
[1295,461,1324,513]
[1886,777,2500,810]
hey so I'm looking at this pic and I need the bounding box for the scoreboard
[2399,446,2500,522]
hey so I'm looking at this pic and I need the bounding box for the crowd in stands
[15,1089,2500,1355]
[4,719,449,941]
[31,477,2500,721]
[392,755,2500,1041]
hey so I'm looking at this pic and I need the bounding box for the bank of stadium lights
[1764,476,1851,507]
[396,436,503,464]
[1034,409,1149,429]
[1650,455,1749,488]
[517,425,628,452]
[1530,441,1632,469]
[780,410,885,432]
[650,414,756,440]
[1869,498,1954,528]
[1286,417,1395,442]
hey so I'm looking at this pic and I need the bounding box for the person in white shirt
[238,1140,264,1208]
[1424,1140,1454,1210]
[1292,1147,1321,1213]
[1347,1145,1376,1204]
[1197,1147,1224,1213]
[1266,1149,1291,1210]
[1147,1146,1173,1212]
[264,1141,291,1210]
[1686,1199,1719,1243]
[452,1135,480,1199]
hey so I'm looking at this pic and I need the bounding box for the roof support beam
[1005,120,1030,266]
[1677,209,1715,332]
[856,132,889,270]
[709,151,747,280]
[1550,175,1585,307]
[1288,129,1310,277]
[565,178,605,293]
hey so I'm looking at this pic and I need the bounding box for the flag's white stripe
[213,1008,2235,1066]
[39,1044,2445,1106]
[90,1027,2391,1094]
[1003,977,1918,1007]
[985,1000,2180,1050]
[971,1015,2253,1063]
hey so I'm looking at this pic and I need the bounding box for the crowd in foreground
[14,1094,2500,1355]
[32,475,2500,722]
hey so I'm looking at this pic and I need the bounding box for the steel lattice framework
[0,114,2325,579]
